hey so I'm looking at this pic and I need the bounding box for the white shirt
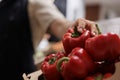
[28,0,65,49]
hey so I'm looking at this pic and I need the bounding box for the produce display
[40,20,120,80]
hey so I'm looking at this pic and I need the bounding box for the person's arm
[28,0,71,49]
[28,0,98,50]
[47,19,72,40]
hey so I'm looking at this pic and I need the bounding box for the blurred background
[34,0,120,68]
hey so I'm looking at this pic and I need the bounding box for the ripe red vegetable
[68,47,95,73]
[40,52,65,80]
[85,32,120,62]
[57,56,88,80]
[57,47,95,80]
[62,27,91,55]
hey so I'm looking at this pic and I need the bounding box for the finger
[91,24,99,36]
[74,18,86,33]
[85,20,99,36]
[77,18,86,27]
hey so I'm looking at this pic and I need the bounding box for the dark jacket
[0,0,36,80]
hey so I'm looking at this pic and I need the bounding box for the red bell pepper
[68,47,96,74]
[40,51,65,80]
[85,32,120,62]
[62,23,101,55]
[62,27,91,55]
[57,47,95,80]
[57,56,88,80]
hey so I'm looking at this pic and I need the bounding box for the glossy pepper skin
[40,52,65,80]
[57,47,95,80]
[85,32,120,62]
[62,27,91,55]
[69,47,95,74]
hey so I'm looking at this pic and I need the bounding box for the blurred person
[0,0,98,80]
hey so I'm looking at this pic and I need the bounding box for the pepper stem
[48,57,57,64]
[71,26,81,37]
[96,24,102,34]
[56,57,70,71]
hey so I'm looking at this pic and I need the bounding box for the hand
[73,18,99,36]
